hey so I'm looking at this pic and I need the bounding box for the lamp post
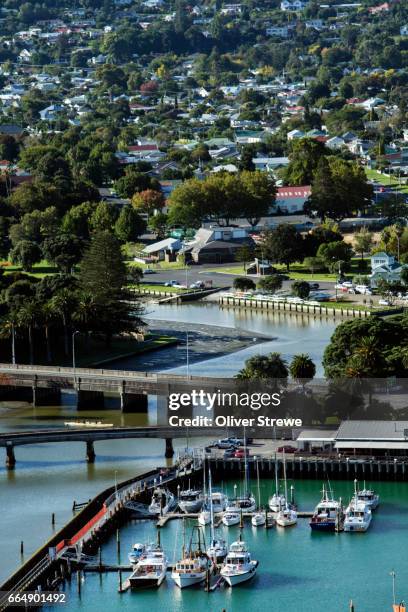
[390,570,396,606]
[72,330,80,388]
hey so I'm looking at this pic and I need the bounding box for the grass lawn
[1,260,59,278]
[365,168,408,194]
[320,300,370,311]
[127,260,187,271]
[136,283,186,294]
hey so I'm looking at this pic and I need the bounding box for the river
[0,302,338,586]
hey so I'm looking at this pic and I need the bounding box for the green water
[58,478,407,612]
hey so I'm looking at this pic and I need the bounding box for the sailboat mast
[243,426,248,498]
[209,469,215,543]
[283,450,288,509]
[275,452,279,495]
[256,457,261,509]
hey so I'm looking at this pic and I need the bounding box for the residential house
[185,226,254,264]
[370,252,407,288]
[39,104,65,121]
[274,185,311,214]
[252,157,289,171]
[280,0,308,10]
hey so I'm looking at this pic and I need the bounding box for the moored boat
[178,489,204,513]
[310,484,344,532]
[344,480,372,533]
[149,487,177,516]
[276,451,298,528]
[220,538,258,586]
[171,525,212,589]
[128,545,168,589]
[356,481,380,510]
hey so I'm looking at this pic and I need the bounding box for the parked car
[215,439,234,449]
[378,299,390,306]
[277,445,297,453]
[189,281,205,289]
[342,281,354,288]
[310,283,320,290]
[234,448,250,458]
[164,280,181,287]
[143,268,156,274]
[223,449,235,459]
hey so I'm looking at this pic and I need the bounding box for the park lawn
[365,168,408,194]
[127,260,186,271]
[136,283,186,293]
[320,300,370,311]
[1,260,59,277]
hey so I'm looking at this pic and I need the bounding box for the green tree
[42,234,84,273]
[354,228,374,264]
[235,244,254,273]
[291,281,310,299]
[148,212,168,238]
[233,277,256,291]
[284,139,327,186]
[258,274,282,293]
[114,205,146,243]
[9,240,42,272]
[236,352,288,380]
[317,241,353,271]
[238,145,256,171]
[289,354,316,388]
[263,225,304,271]
[17,299,41,364]
[90,201,118,233]
[79,231,143,344]
[132,189,165,216]
[49,289,77,357]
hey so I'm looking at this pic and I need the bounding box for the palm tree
[72,291,98,349]
[41,302,56,363]
[345,336,387,407]
[289,354,316,390]
[17,301,40,365]
[0,312,19,364]
[236,352,288,380]
[49,289,76,357]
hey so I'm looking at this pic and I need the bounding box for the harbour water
[0,304,338,591]
[59,478,408,612]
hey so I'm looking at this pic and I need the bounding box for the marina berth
[149,488,177,516]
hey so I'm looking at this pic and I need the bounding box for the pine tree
[114,205,146,243]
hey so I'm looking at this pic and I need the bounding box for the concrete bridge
[0,425,225,468]
[0,363,230,412]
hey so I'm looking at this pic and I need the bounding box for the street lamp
[72,330,80,388]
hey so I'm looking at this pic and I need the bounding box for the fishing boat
[344,480,372,533]
[220,538,258,586]
[178,489,204,513]
[149,487,177,515]
[206,469,227,562]
[251,457,266,527]
[128,544,168,589]
[276,451,297,528]
[171,525,212,589]
[310,484,344,532]
[128,543,145,565]
[356,481,380,510]
[269,454,286,515]
[228,433,256,514]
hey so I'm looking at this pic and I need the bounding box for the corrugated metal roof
[296,429,337,442]
[336,420,408,441]
[336,441,408,450]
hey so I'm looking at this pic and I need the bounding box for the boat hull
[171,572,206,588]
[310,521,336,532]
[222,564,257,586]
[179,500,203,513]
[129,575,166,589]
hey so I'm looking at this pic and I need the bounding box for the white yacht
[356,482,380,510]
[128,546,168,589]
[276,507,297,527]
[206,469,228,562]
[178,489,204,513]
[276,451,298,528]
[344,480,373,533]
[251,457,266,527]
[171,525,212,589]
[220,539,258,586]
[251,512,266,527]
[210,491,227,514]
[269,454,285,515]
[198,508,211,526]
[222,507,241,526]
[149,488,177,516]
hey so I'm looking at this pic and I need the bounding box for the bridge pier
[165,438,174,458]
[77,391,104,410]
[120,392,148,413]
[86,440,96,463]
[6,444,15,469]
[32,386,61,407]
